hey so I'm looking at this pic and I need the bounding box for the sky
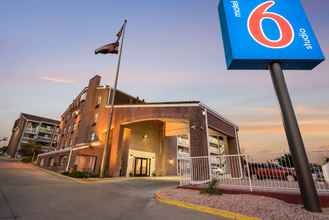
[0,0,328,158]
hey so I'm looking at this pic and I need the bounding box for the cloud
[39,76,76,84]
[239,118,329,135]
[234,105,329,116]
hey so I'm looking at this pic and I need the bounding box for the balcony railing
[177,137,189,147]
[38,127,54,134]
[24,128,37,133]
[35,136,52,143]
[209,146,220,154]
[178,151,190,158]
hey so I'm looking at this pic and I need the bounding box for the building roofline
[199,102,239,129]
[105,101,238,129]
[97,85,144,102]
[143,101,200,105]
[21,113,59,125]
[106,101,200,109]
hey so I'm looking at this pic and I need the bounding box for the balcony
[209,136,219,145]
[210,156,220,165]
[177,137,189,147]
[21,138,32,144]
[24,128,37,134]
[209,146,220,154]
[38,127,53,134]
[35,136,52,143]
[178,151,190,158]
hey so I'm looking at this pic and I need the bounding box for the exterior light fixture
[91,141,101,147]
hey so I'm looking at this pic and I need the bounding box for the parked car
[310,164,325,182]
[246,163,297,181]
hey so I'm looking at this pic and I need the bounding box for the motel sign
[218,0,324,70]
[218,0,325,212]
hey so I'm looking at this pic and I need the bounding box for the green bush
[200,178,222,195]
[62,171,98,178]
[21,156,33,163]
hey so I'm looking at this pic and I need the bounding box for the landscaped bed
[158,188,329,220]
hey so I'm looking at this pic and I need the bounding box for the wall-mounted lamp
[168,159,174,165]
[91,141,101,147]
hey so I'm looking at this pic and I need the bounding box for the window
[74,155,96,173]
[72,110,79,118]
[80,92,87,102]
[93,113,99,126]
[73,123,78,130]
[90,132,96,141]
[96,96,102,107]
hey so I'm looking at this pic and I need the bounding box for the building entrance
[134,157,151,176]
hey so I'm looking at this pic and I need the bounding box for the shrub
[19,142,42,157]
[62,171,97,178]
[21,156,33,163]
[200,178,222,195]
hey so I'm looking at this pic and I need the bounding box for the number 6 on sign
[218,0,324,69]
[247,1,294,49]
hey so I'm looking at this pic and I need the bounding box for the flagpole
[100,20,127,178]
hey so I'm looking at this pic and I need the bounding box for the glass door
[134,157,151,176]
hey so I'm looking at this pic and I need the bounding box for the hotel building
[7,113,59,158]
[37,75,240,178]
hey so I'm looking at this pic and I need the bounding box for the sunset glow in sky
[1,0,328,156]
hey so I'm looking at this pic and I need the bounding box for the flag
[95,20,126,55]
[95,42,119,55]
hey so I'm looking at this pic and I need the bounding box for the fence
[178,152,329,193]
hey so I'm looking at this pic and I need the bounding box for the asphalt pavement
[0,158,225,220]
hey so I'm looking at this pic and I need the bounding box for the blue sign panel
[218,0,325,70]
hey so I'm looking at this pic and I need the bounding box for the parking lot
[0,158,224,220]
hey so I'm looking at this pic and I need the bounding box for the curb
[33,165,158,184]
[154,192,260,220]
[0,156,18,162]
[33,165,85,183]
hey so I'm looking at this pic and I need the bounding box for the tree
[277,153,294,168]
[0,146,8,154]
[19,141,42,157]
